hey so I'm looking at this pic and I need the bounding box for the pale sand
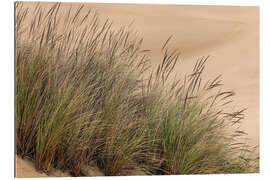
[16,156,48,178]
[65,2,259,147]
[16,2,259,177]
[16,155,74,177]
[84,3,259,147]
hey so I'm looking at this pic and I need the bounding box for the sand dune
[83,3,259,147]
[16,2,259,177]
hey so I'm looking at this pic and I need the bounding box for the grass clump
[16,2,259,176]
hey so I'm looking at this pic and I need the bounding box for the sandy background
[84,3,260,147]
[87,2,260,144]
[16,2,259,177]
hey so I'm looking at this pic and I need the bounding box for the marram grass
[16,2,259,176]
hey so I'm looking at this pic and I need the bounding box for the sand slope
[16,2,260,177]
[84,3,259,147]
[16,156,48,178]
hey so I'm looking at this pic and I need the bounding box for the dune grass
[15,2,259,176]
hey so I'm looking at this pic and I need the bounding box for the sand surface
[16,2,259,177]
[16,155,76,178]
[16,156,48,178]
[65,2,259,148]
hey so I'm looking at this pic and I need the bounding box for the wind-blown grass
[15,2,259,176]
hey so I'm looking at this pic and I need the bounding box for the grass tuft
[16,2,259,176]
